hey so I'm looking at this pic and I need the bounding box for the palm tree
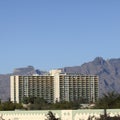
[46,111,60,120]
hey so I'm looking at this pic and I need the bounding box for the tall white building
[10,70,99,103]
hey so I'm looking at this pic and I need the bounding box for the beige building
[10,70,99,103]
[10,75,54,103]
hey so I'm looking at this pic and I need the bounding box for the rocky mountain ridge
[0,57,120,101]
[62,57,120,96]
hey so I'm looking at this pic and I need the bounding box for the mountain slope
[0,57,120,101]
[62,57,120,96]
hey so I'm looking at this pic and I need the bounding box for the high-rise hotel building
[10,70,99,103]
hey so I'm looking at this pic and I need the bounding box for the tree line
[95,91,120,109]
[0,91,120,110]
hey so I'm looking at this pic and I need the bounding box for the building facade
[10,70,99,103]
[58,74,98,103]
[10,75,54,103]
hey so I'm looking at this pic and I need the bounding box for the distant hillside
[0,74,10,101]
[0,57,120,101]
[62,57,120,96]
[0,66,46,101]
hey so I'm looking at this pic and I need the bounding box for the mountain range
[0,57,120,101]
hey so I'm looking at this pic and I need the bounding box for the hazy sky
[0,0,120,73]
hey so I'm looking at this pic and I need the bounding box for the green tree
[0,101,23,111]
[22,96,29,104]
[95,91,120,109]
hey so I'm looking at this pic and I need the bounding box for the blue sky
[0,0,120,73]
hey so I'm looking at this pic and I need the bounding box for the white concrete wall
[16,76,19,103]
[10,76,15,103]
[0,109,120,120]
[49,69,62,102]
[54,73,60,102]
[10,76,20,103]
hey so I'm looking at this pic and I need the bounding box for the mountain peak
[1,57,120,101]
[62,57,120,96]
[93,57,105,65]
[94,57,104,61]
